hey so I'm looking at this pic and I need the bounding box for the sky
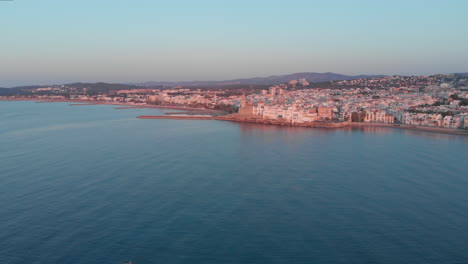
[1,0,468,87]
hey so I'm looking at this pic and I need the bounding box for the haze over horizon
[1,0,467,87]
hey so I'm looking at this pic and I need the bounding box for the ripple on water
[0,101,467,264]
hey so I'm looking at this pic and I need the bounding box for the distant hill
[0,83,153,96]
[65,82,151,94]
[131,72,386,87]
[0,87,24,96]
[455,72,468,77]
[66,82,149,90]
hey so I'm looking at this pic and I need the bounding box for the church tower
[241,93,247,108]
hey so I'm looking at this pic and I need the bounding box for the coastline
[346,122,468,136]
[136,114,468,136]
[215,115,468,137]
[2,98,467,137]
[0,98,223,113]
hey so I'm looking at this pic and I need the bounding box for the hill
[0,83,154,96]
[66,82,152,94]
[455,72,468,77]
[0,87,28,96]
[132,72,385,87]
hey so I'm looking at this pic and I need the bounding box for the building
[238,94,255,116]
[364,110,394,124]
[317,107,333,120]
[298,78,310,86]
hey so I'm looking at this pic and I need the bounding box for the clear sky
[1,0,467,87]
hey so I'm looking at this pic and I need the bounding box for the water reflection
[236,122,467,143]
[237,122,337,144]
[350,126,468,142]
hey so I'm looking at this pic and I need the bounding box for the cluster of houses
[238,94,395,124]
[4,74,468,130]
[239,90,468,129]
[397,112,468,129]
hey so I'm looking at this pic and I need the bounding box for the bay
[0,101,467,264]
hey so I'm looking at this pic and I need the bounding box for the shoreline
[136,114,468,136]
[346,122,468,136]
[216,116,468,136]
[0,98,223,113]
[2,98,467,137]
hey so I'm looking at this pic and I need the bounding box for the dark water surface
[1,101,467,264]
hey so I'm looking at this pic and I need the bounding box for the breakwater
[137,115,216,120]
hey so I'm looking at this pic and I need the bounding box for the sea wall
[216,115,349,128]
[215,115,468,136]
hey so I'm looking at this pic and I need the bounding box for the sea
[1,101,467,264]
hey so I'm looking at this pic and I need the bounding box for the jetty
[137,115,216,120]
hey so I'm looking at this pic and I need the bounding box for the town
[1,74,468,130]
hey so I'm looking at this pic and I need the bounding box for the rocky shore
[216,115,468,136]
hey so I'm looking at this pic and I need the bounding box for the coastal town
[1,74,468,131]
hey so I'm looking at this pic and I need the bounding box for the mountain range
[130,72,386,87]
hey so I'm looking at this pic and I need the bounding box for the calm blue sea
[0,101,467,264]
